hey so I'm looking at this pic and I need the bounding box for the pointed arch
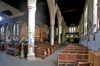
[46,0,55,25]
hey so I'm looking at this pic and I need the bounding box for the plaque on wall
[88,36,90,41]
[8,36,10,39]
[93,35,95,41]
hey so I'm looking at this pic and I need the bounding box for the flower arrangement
[29,44,33,48]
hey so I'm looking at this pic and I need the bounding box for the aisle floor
[0,46,66,66]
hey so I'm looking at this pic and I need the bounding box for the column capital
[28,6,36,10]
[50,23,55,25]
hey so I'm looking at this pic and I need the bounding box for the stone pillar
[58,21,61,44]
[50,23,55,45]
[58,27,61,44]
[27,0,37,61]
[57,9,61,44]
[64,22,66,42]
[62,19,65,43]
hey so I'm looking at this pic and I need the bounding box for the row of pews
[58,43,90,66]
[32,42,65,59]
[3,41,65,59]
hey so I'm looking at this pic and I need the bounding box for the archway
[27,0,55,60]
[35,0,55,44]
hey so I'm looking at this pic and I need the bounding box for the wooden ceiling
[56,0,86,26]
[1,0,86,26]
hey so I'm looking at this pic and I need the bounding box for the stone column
[64,22,66,42]
[58,27,61,44]
[57,9,61,44]
[58,20,61,44]
[50,23,55,45]
[62,19,65,43]
[27,0,37,61]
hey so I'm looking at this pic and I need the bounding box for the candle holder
[20,41,25,58]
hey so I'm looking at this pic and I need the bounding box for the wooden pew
[36,47,50,56]
[35,42,56,54]
[0,44,4,51]
[35,48,46,59]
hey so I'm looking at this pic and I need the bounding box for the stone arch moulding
[46,0,55,25]
[56,9,61,27]
[28,0,55,25]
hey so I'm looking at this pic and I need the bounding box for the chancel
[0,0,100,66]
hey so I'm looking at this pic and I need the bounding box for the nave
[1,43,100,66]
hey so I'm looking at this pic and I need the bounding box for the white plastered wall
[80,0,99,51]
[0,1,21,14]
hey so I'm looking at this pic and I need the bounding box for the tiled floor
[0,46,66,66]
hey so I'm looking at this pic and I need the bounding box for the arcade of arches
[0,0,100,66]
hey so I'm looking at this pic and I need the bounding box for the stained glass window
[13,24,15,35]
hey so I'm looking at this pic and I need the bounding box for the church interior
[0,0,100,66]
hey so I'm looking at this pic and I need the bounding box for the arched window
[60,26,62,34]
[1,26,4,34]
[13,24,16,35]
[0,15,4,21]
[17,23,19,35]
[74,27,76,32]
[0,16,2,21]
[69,27,71,33]
[72,27,73,33]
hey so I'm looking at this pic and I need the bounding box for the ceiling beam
[57,0,63,5]
[63,8,78,14]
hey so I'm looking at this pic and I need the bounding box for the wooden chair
[70,50,77,53]
[78,62,90,66]
[66,53,77,66]
[83,54,88,62]
[62,50,69,54]
[75,54,84,62]
[83,51,88,54]
[58,53,67,66]
[77,51,83,54]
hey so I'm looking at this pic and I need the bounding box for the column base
[27,53,35,61]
